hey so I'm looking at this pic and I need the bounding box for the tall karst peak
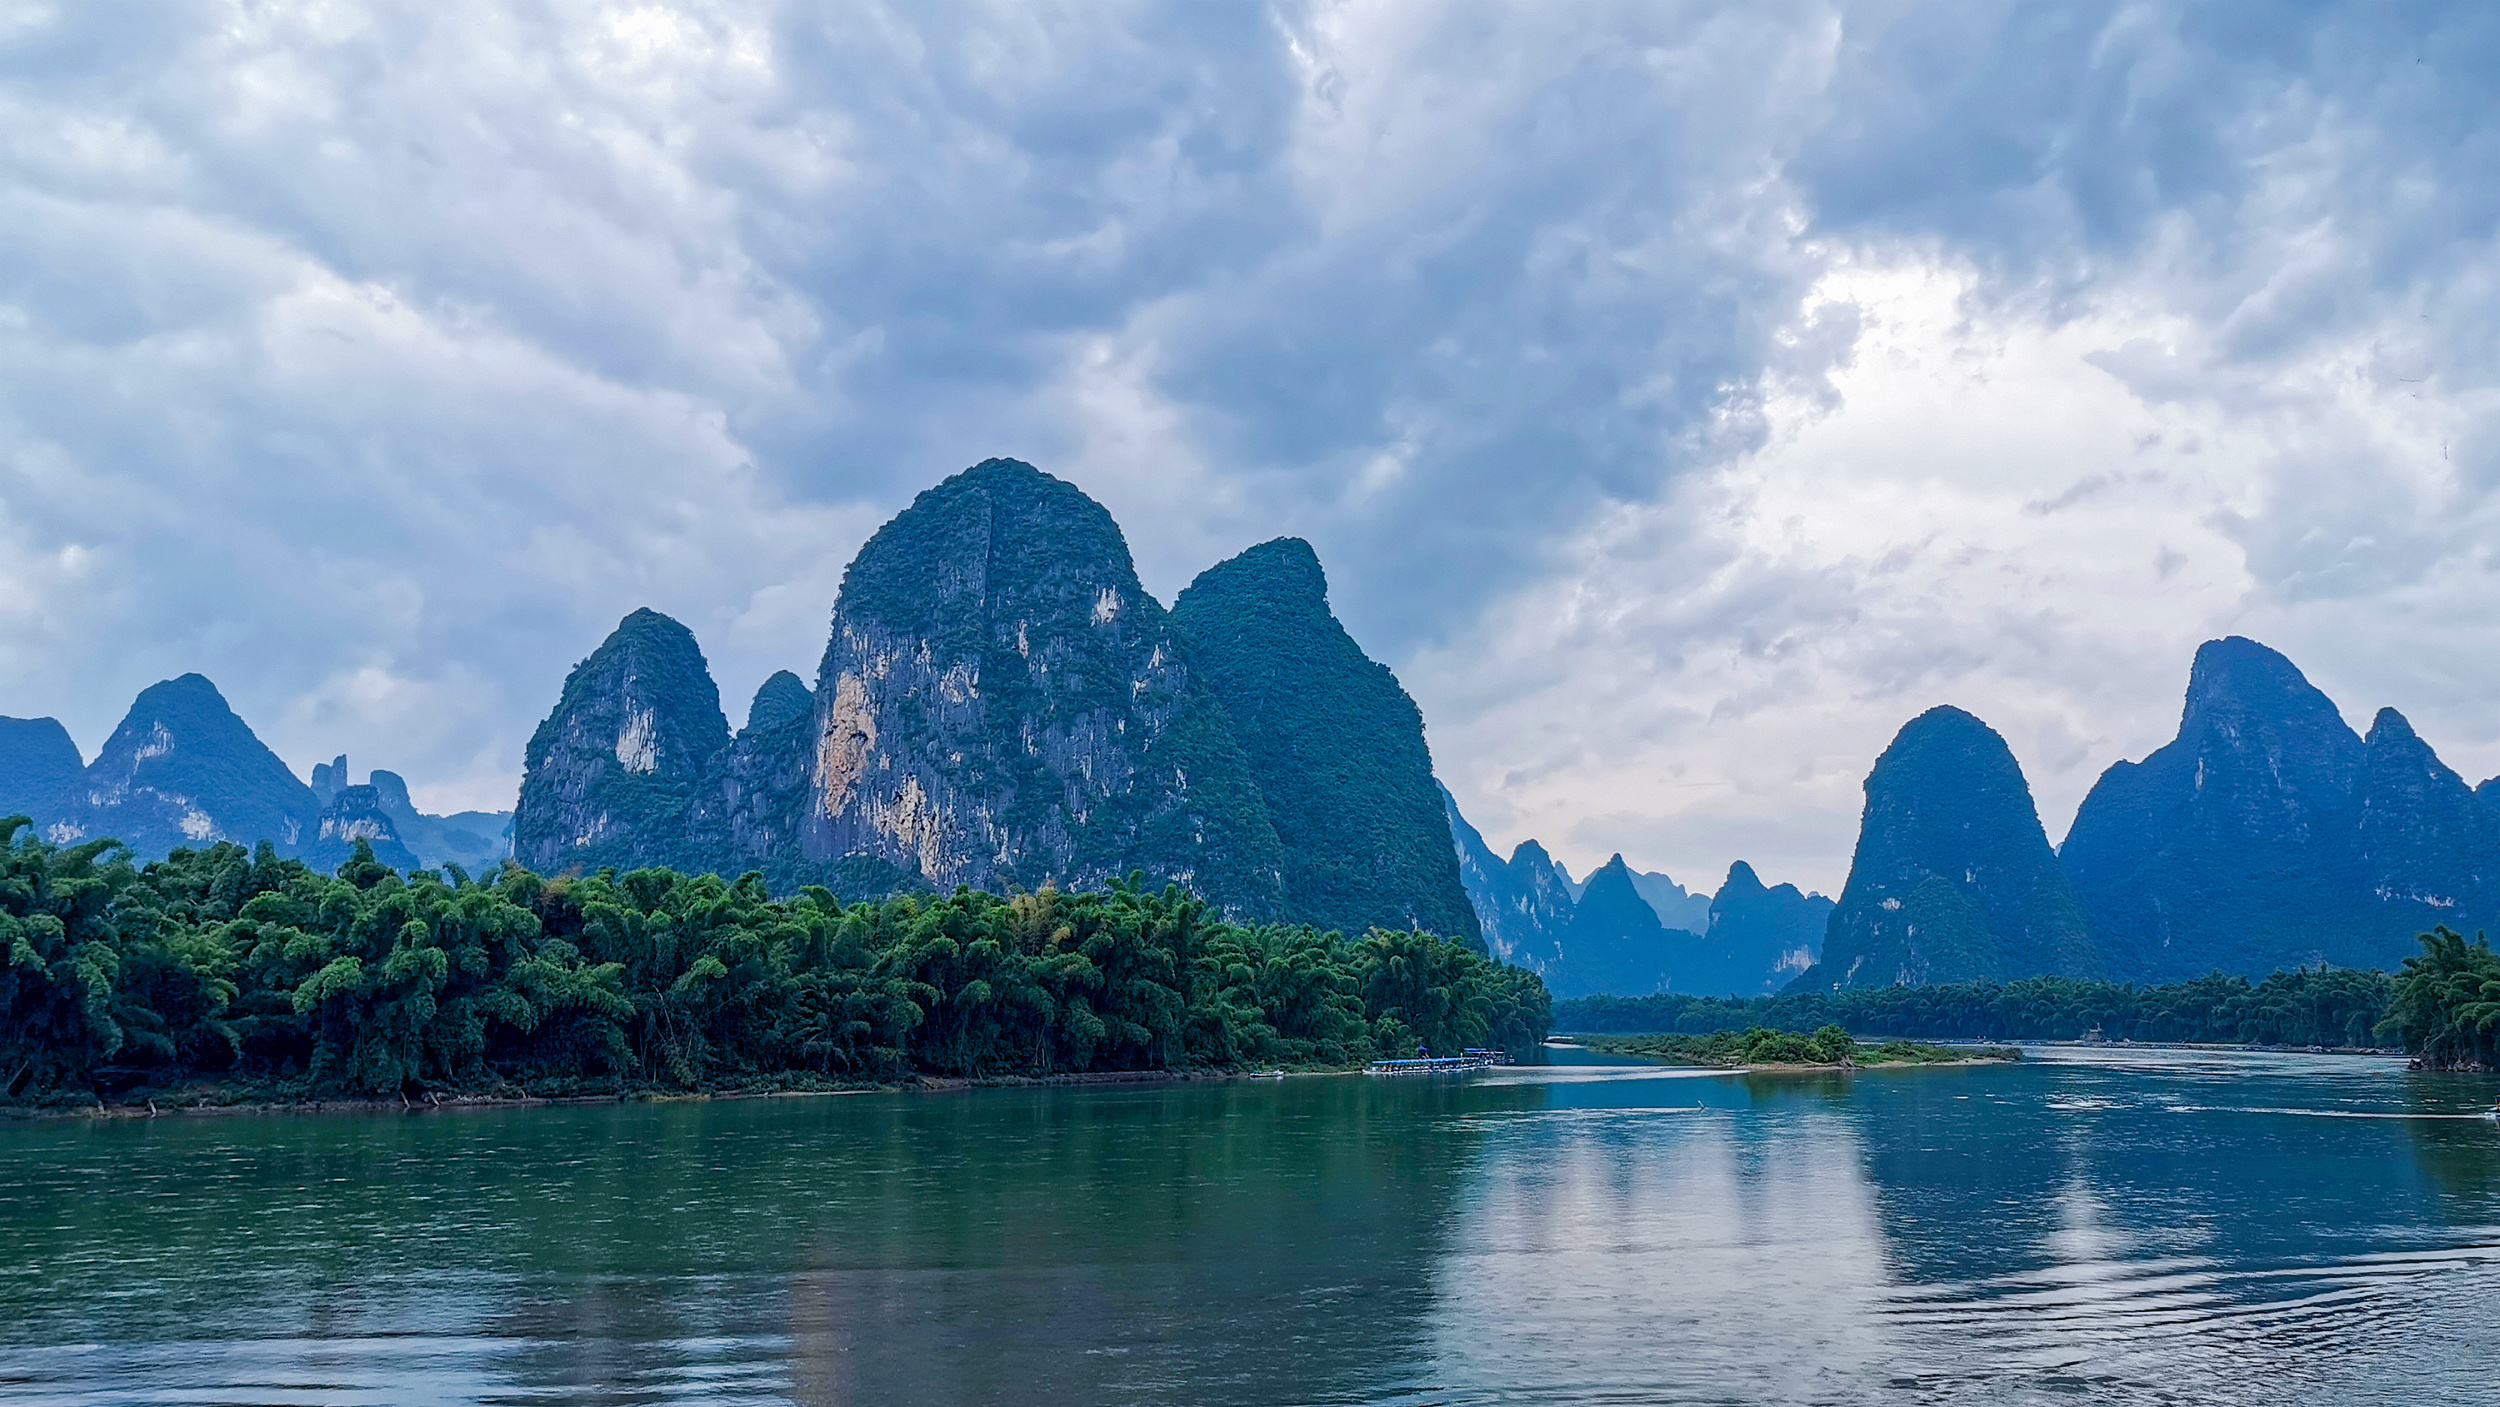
[2356,705,2500,922]
[803,459,1286,912]
[1698,861,1832,996]
[0,716,82,827]
[61,673,318,857]
[2061,635,2387,978]
[1543,853,1674,1000]
[1801,705,2099,990]
[515,607,729,874]
[745,671,813,735]
[1174,535,1480,946]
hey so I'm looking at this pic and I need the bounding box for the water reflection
[4,1052,2500,1404]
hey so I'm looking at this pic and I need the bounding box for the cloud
[0,0,2496,886]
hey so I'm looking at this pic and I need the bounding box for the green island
[0,820,1550,1110]
[1575,1025,2017,1068]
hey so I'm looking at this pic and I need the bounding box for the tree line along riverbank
[1557,937,2500,1070]
[0,820,1550,1109]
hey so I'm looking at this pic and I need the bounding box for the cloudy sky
[3,1,2496,893]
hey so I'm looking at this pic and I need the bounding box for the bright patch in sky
[1,2,2496,895]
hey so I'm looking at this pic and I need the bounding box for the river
[4,1047,2497,1405]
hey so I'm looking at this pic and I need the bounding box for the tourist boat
[1364,1051,1505,1075]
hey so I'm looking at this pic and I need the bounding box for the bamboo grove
[0,819,1552,1105]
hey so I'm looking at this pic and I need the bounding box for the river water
[4,1047,2498,1405]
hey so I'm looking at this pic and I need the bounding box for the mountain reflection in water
[3,1047,2497,1405]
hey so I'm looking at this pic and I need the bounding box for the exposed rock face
[801,460,1286,912]
[1172,537,1480,944]
[304,783,422,873]
[515,609,730,874]
[54,674,319,859]
[2056,636,2482,978]
[1799,706,2100,990]
[0,716,83,828]
[1443,789,1581,970]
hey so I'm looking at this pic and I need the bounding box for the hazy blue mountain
[1542,855,1679,999]
[514,608,731,875]
[310,756,510,872]
[1173,537,1480,947]
[1440,787,1574,969]
[1796,706,2101,990]
[1690,862,1831,997]
[2057,636,2498,979]
[2354,707,2500,941]
[0,716,82,829]
[802,459,1286,913]
[1440,787,1822,996]
[48,675,320,861]
[1629,869,1714,934]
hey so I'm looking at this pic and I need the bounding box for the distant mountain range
[1441,784,1832,999]
[0,675,509,872]
[1787,636,2500,990]
[9,458,2495,999]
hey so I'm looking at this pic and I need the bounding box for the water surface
[6,1048,2498,1405]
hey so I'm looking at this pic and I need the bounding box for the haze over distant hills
[1442,784,1831,999]
[0,675,509,873]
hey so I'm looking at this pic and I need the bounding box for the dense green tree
[0,825,1549,1104]
[1558,963,2394,1048]
[2380,927,2500,1069]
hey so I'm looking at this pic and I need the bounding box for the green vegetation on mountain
[1798,706,2100,990]
[805,460,1289,915]
[515,608,732,877]
[1542,855,1670,999]
[2058,637,2500,980]
[52,675,325,861]
[743,671,814,733]
[0,818,1547,1106]
[0,716,82,827]
[1558,963,2394,1047]
[1171,538,1481,949]
[1579,1027,2014,1067]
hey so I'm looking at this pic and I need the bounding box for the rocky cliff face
[1172,537,1480,944]
[304,783,422,873]
[515,608,730,874]
[2055,636,2470,978]
[0,716,82,829]
[801,460,1286,912]
[1800,706,2100,990]
[48,675,320,859]
[1446,811,1582,973]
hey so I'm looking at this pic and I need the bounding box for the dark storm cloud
[0,0,2495,824]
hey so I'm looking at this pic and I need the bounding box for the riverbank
[1569,1031,2020,1070]
[0,1065,1356,1123]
